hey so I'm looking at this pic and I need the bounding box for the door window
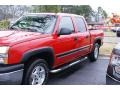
[59,17,74,33]
[74,17,87,32]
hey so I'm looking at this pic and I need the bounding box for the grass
[99,30,117,56]
[99,43,116,55]
[104,31,116,37]
[0,20,9,29]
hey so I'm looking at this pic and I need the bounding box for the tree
[32,5,94,19]
[8,5,30,18]
[31,5,108,23]
[97,7,108,18]
[32,5,61,13]
[0,5,29,20]
[76,5,93,18]
[61,5,94,19]
[103,10,108,18]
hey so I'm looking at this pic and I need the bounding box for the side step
[50,57,87,73]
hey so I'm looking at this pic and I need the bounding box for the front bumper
[106,65,120,85]
[0,64,24,85]
[106,74,120,85]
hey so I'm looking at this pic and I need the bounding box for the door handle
[85,35,89,38]
[74,37,78,41]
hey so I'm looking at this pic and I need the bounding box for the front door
[53,16,77,66]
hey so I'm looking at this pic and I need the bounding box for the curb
[99,54,110,57]
[104,36,116,37]
[99,54,110,60]
[104,42,117,44]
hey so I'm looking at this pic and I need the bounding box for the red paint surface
[0,13,104,68]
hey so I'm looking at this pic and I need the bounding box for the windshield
[10,15,57,34]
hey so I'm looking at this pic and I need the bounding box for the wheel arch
[90,37,103,52]
[21,47,55,69]
[94,37,103,46]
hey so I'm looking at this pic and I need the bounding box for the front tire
[88,43,99,62]
[23,59,49,85]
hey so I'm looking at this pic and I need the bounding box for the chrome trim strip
[56,45,90,58]
[106,73,120,83]
[0,69,23,75]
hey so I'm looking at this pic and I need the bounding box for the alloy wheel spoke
[30,65,46,85]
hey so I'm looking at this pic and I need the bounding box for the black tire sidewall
[23,59,49,85]
[88,43,99,62]
[94,44,99,60]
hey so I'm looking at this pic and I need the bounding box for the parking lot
[48,57,109,85]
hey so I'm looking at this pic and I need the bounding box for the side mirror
[58,28,72,35]
[117,30,120,37]
[88,25,96,30]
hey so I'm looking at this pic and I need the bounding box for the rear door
[73,16,91,57]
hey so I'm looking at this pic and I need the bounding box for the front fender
[20,47,55,66]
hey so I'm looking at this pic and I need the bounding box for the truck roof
[24,13,83,18]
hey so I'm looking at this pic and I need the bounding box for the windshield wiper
[10,26,19,30]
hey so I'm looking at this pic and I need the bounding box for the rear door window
[74,17,87,32]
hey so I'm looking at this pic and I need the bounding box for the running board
[50,57,87,73]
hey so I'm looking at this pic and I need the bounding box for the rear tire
[88,43,99,62]
[23,59,49,85]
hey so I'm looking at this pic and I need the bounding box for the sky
[1,0,120,16]
[83,0,120,16]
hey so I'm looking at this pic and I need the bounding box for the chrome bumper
[0,64,24,85]
[106,64,120,85]
[106,73,120,85]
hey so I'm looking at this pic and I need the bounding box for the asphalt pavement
[47,57,109,85]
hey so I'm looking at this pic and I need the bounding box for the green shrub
[0,20,10,30]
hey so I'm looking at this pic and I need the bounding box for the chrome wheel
[94,46,99,59]
[30,65,46,85]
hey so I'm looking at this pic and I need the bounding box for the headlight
[0,46,9,64]
[0,46,9,54]
[111,53,120,75]
[114,66,120,75]
[111,54,120,65]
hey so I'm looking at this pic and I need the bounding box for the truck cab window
[10,15,57,34]
[59,17,74,33]
[74,17,87,32]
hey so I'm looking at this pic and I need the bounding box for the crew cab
[0,13,103,85]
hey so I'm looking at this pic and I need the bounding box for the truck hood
[113,43,120,55]
[0,30,49,46]
[114,43,120,50]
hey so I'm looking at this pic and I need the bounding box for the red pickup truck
[0,13,103,85]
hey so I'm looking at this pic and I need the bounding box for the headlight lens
[111,54,120,65]
[114,66,120,75]
[111,54,120,75]
[0,46,9,54]
[0,46,9,64]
